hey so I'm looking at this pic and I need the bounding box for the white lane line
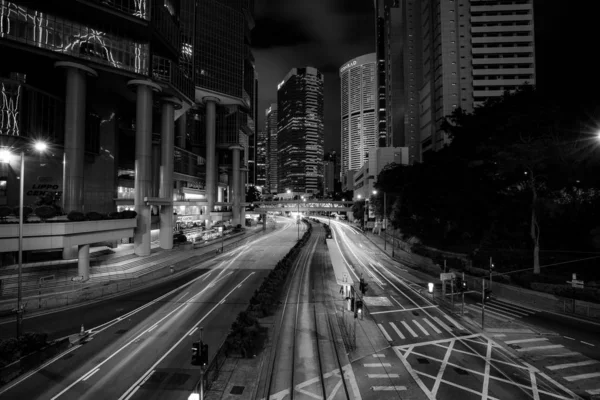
[587,388,600,395]
[139,370,155,386]
[81,368,99,382]
[564,372,600,382]
[542,352,580,358]
[147,323,160,333]
[530,367,540,400]
[116,273,256,400]
[432,316,453,333]
[364,363,392,368]
[188,327,198,337]
[372,386,406,391]
[122,386,140,400]
[378,324,393,341]
[492,334,506,338]
[482,340,493,400]
[564,336,575,340]
[443,315,465,331]
[422,318,442,334]
[412,320,429,336]
[516,345,564,352]
[372,354,386,358]
[390,297,405,308]
[368,374,400,378]
[505,338,548,345]
[547,360,599,371]
[175,291,189,302]
[0,344,82,397]
[581,341,595,347]
[401,321,418,338]
[390,322,405,340]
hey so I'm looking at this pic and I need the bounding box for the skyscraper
[374,0,391,147]
[265,104,278,194]
[256,129,267,188]
[277,67,324,195]
[339,54,377,181]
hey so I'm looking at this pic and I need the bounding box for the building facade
[256,129,267,188]
[277,67,324,195]
[339,54,377,184]
[353,147,409,200]
[265,104,278,194]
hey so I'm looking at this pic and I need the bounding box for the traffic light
[359,278,368,295]
[484,289,492,303]
[200,342,209,366]
[191,341,200,365]
[350,297,355,312]
[461,279,468,292]
[356,300,363,315]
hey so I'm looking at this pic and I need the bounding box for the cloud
[252,17,316,49]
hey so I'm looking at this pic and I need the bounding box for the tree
[246,186,261,203]
[352,200,365,226]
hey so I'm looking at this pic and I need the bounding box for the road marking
[505,338,548,345]
[372,354,386,358]
[486,302,530,316]
[188,327,198,336]
[390,296,405,308]
[563,372,600,382]
[412,320,429,336]
[587,388,600,395]
[443,315,465,331]
[116,273,256,400]
[482,340,493,400]
[401,321,418,338]
[581,341,595,347]
[564,336,575,340]
[371,386,406,391]
[122,386,140,400]
[542,352,580,358]
[175,291,189,302]
[364,363,392,368]
[390,322,405,340]
[516,345,564,352]
[378,324,393,341]
[530,368,540,400]
[147,323,159,333]
[432,341,454,397]
[492,334,506,338]
[547,360,599,371]
[81,368,99,382]
[371,305,439,315]
[393,346,435,400]
[367,374,400,378]
[432,316,453,333]
[422,318,442,334]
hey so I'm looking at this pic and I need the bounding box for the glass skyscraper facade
[265,104,278,194]
[277,67,324,195]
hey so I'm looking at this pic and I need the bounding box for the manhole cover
[417,358,430,364]
[454,367,469,375]
[412,311,420,316]
[115,329,128,334]
[62,354,74,361]
[230,386,245,395]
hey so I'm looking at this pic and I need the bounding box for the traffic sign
[566,280,584,289]
[440,272,455,281]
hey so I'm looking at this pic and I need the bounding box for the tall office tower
[248,77,259,186]
[374,0,391,147]
[277,67,324,195]
[265,104,278,194]
[194,0,255,227]
[419,0,471,158]
[256,130,267,188]
[323,161,335,197]
[339,54,377,182]
[470,0,536,107]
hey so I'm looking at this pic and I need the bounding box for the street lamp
[1,141,48,338]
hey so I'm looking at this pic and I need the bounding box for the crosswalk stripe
[473,304,517,320]
[516,345,564,352]
[401,321,418,337]
[443,315,465,330]
[364,363,392,367]
[547,360,599,371]
[505,338,548,345]
[492,300,536,314]
[488,302,530,315]
[432,316,453,333]
[373,354,386,358]
[390,322,405,340]
[412,320,430,336]
[422,318,442,334]
[378,324,393,341]
[587,388,600,395]
[563,372,600,382]
[372,386,407,391]
[368,374,400,378]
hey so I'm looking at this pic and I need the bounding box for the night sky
[252,0,598,155]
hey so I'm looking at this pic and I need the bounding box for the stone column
[151,136,161,197]
[177,111,187,149]
[230,145,243,226]
[203,97,220,229]
[78,244,90,281]
[55,62,97,260]
[128,80,162,256]
[240,167,247,225]
[159,97,181,250]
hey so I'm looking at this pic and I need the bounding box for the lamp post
[0,141,47,338]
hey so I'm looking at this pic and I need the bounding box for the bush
[122,210,137,219]
[67,211,86,222]
[12,206,33,220]
[0,205,12,219]
[86,211,104,221]
[35,206,57,222]
[107,211,123,219]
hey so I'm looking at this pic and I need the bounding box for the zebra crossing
[467,298,536,322]
[377,314,465,343]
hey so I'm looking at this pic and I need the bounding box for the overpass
[253,200,353,213]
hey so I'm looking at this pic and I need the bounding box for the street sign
[440,272,455,281]
[566,280,584,289]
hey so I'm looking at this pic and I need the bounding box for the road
[326,219,583,400]
[0,218,298,400]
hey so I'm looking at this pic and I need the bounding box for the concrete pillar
[159,97,181,250]
[55,62,97,215]
[128,80,162,256]
[203,97,220,229]
[262,213,266,230]
[177,111,187,149]
[240,168,247,225]
[151,138,161,197]
[230,145,243,226]
[78,244,90,281]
